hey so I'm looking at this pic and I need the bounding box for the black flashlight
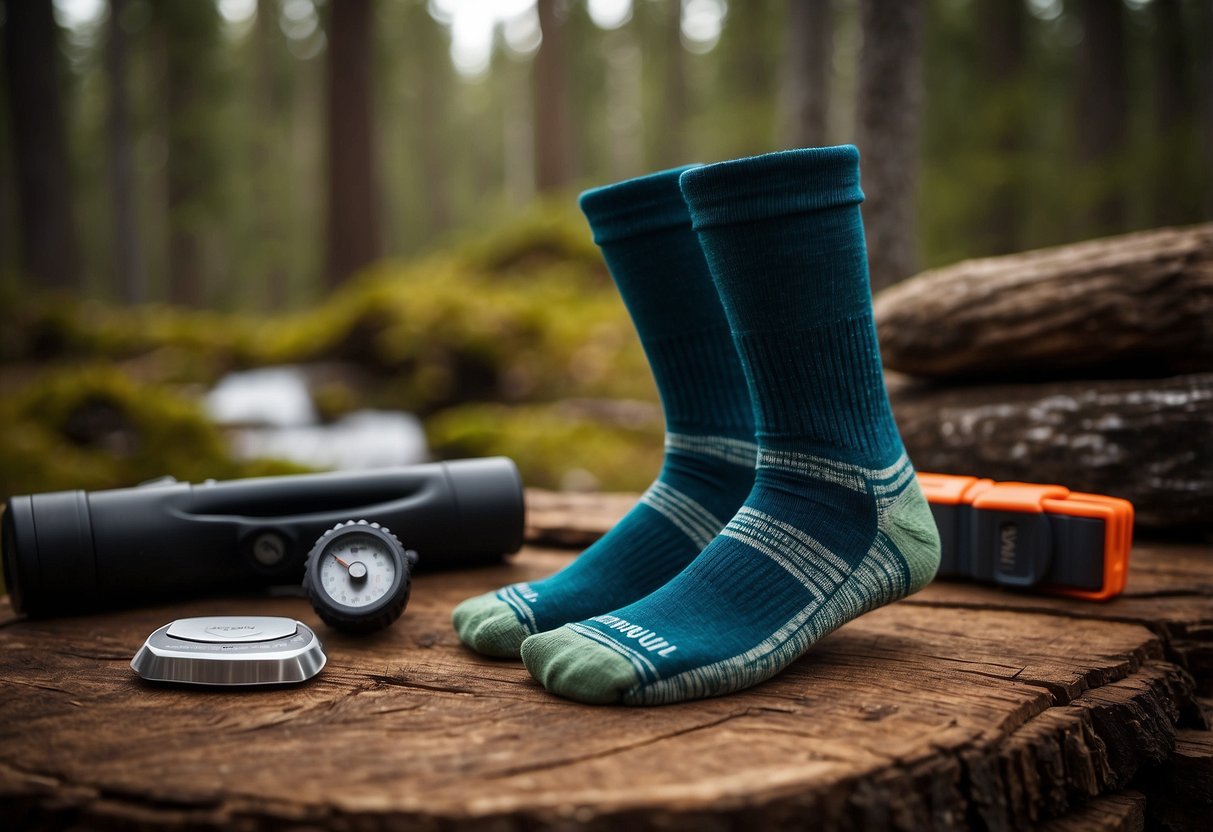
[2,457,524,617]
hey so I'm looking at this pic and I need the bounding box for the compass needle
[303,521,417,633]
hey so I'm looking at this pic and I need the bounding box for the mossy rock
[426,400,664,492]
[0,365,305,500]
[1,206,649,416]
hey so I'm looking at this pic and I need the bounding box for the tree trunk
[1076,0,1128,232]
[158,0,222,307]
[417,9,451,237]
[603,27,644,180]
[253,0,289,310]
[2,0,80,290]
[325,0,382,288]
[781,0,833,148]
[106,0,145,304]
[1151,0,1198,227]
[533,0,577,194]
[873,224,1213,380]
[1201,0,1213,220]
[855,0,925,292]
[978,0,1026,256]
[654,0,688,167]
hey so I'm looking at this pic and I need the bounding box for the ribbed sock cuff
[678,146,864,230]
[580,165,701,244]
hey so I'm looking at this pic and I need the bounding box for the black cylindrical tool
[2,457,524,617]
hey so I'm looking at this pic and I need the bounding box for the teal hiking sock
[521,146,941,703]
[452,166,756,658]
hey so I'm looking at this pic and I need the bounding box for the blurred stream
[204,366,429,470]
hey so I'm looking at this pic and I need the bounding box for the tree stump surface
[2,490,1211,831]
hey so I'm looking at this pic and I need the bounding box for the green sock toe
[520,626,641,705]
[451,592,531,658]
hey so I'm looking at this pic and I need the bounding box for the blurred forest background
[0,0,1210,502]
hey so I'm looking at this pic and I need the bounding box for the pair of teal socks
[452,146,941,705]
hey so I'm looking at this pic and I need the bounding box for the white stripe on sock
[625,529,912,705]
[757,449,911,492]
[639,482,721,548]
[496,585,538,633]
[567,622,659,679]
[665,433,759,468]
[733,507,852,579]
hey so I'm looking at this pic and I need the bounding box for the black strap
[931,502,1106,591]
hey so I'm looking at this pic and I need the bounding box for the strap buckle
[919,473,1134,601]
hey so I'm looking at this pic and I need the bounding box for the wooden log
[885,372,1213,528]
[1,533,1209,831]
[873,224,1213,380]
[1039,791,1145,832]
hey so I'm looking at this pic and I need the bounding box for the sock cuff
[678,146,864,230]
[580,165,700,244]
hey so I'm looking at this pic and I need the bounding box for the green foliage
[2,206,650,407]
[427,401,663,492]
[0,205,661,501]
[0,364,304,500]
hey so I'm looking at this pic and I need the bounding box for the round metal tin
[131,616,326,687]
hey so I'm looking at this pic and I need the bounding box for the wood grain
[0,490,1210,830]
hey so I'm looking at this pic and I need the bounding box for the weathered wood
[873,224,1213,380]
[1,509,1210,830]
[524,488,641,548]
[1137,730,1213,832]
[885,372,1213,528]
[1039,791,1145,832]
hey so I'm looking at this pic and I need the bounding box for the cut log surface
[1,490,1211,831]
[873,224,1213,379]
[887,372,1213,528]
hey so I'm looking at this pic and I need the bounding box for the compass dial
[317,533,396,608]
[303,521,418,633]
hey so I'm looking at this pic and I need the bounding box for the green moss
[426,401,664,492]
[0,365,306,500]
[0,205,667,580]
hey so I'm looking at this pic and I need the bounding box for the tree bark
[888,372,1213,528]
[781,0,833,148]
[533,0,577,193]
[856,0,925,292]
[2,0,80,290]
[325,0,382,288]
[1076,0,1128,232]
[106,0,145,304]
[874,224,1213,380]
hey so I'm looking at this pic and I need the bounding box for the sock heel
[880,477,942,597]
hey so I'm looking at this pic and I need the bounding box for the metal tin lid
[166,616,298,643]
[131,616,326,687]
